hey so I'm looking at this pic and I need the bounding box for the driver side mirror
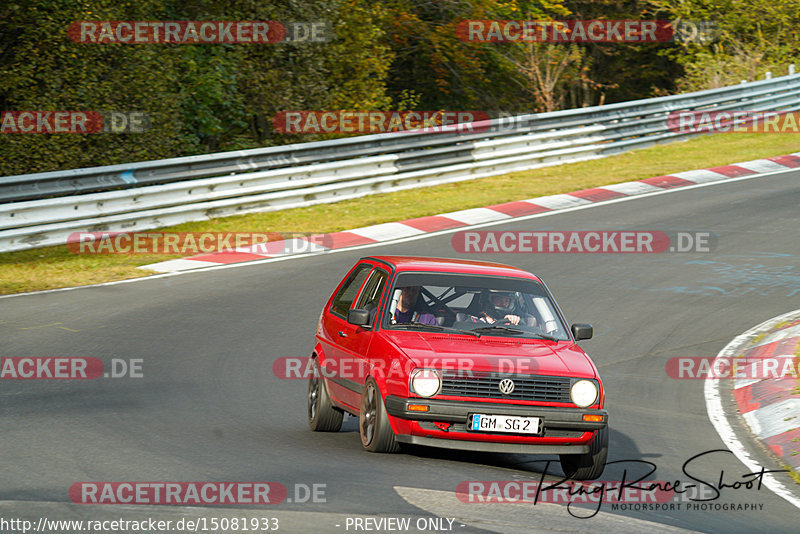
[348,309,371,326]
[571,323,593,340]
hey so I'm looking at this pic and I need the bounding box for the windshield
[382,272,569,340]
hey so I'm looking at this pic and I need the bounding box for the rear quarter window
[330,264,372,318]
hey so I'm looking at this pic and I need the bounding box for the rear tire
[307,358,343,432]
[559,425,608,480]
[359,378,400,453]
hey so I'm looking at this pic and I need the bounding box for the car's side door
[330,266,389,409]
[320,262,378,410]
[347,267,390,398]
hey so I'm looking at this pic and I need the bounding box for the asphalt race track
[2,171,800,533]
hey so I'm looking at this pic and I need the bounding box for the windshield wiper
[394,322,480,337]
[471,325,525,335]
[530,332,560,342]
[470,326,561,340]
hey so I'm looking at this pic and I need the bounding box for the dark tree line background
[1,0,798,176]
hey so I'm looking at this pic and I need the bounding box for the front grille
[440,370,571,403]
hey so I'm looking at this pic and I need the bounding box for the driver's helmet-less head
[483,290,516,318]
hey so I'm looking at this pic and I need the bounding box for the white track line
[704,309,800,510]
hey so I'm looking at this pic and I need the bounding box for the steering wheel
[496,318,513,325]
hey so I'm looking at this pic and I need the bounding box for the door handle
[338,331,347,338]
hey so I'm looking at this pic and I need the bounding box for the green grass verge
[2,132,799,295]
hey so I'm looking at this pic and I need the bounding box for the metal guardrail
[1,71,798,252]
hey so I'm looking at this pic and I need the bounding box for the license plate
[469,414,541,434]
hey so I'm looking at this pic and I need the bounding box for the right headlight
[570,379,598,408]
[410,368,441,398]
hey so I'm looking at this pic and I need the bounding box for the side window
[355,269,388,323]
[331,264,372,318]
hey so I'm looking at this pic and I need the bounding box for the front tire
[359,378,399,453]
[559,425,608,480]
[307,358,343,432]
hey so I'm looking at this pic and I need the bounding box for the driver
[467,290,522,325]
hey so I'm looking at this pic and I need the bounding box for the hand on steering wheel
[501,314,521,325]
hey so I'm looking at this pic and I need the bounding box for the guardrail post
[790,64,796,76]
[765,71,772,80]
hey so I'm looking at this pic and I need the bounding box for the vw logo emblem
[498,378,515,395]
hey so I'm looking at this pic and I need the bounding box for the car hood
[381,331,597,378]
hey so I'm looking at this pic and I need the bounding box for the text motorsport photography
[458,449,780,519]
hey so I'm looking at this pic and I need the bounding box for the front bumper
[395,435,592,454]
[384,395,608,431]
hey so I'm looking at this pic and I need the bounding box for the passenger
[392,286,438,325]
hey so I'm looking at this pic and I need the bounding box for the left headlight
[410,369,441,398]
[570,379,598,408]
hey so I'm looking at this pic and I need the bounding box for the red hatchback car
[307,256,608,480]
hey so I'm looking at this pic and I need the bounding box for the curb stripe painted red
[706,164,757,178]
[734,318,800,472]
[765,428,800,471]
[399,215,465,232]
[767,155,800,167]
[567,187,628,202]
[485,201,551,218]
[639,175,696,189]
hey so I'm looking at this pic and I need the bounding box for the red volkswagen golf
[307,256,608,480]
